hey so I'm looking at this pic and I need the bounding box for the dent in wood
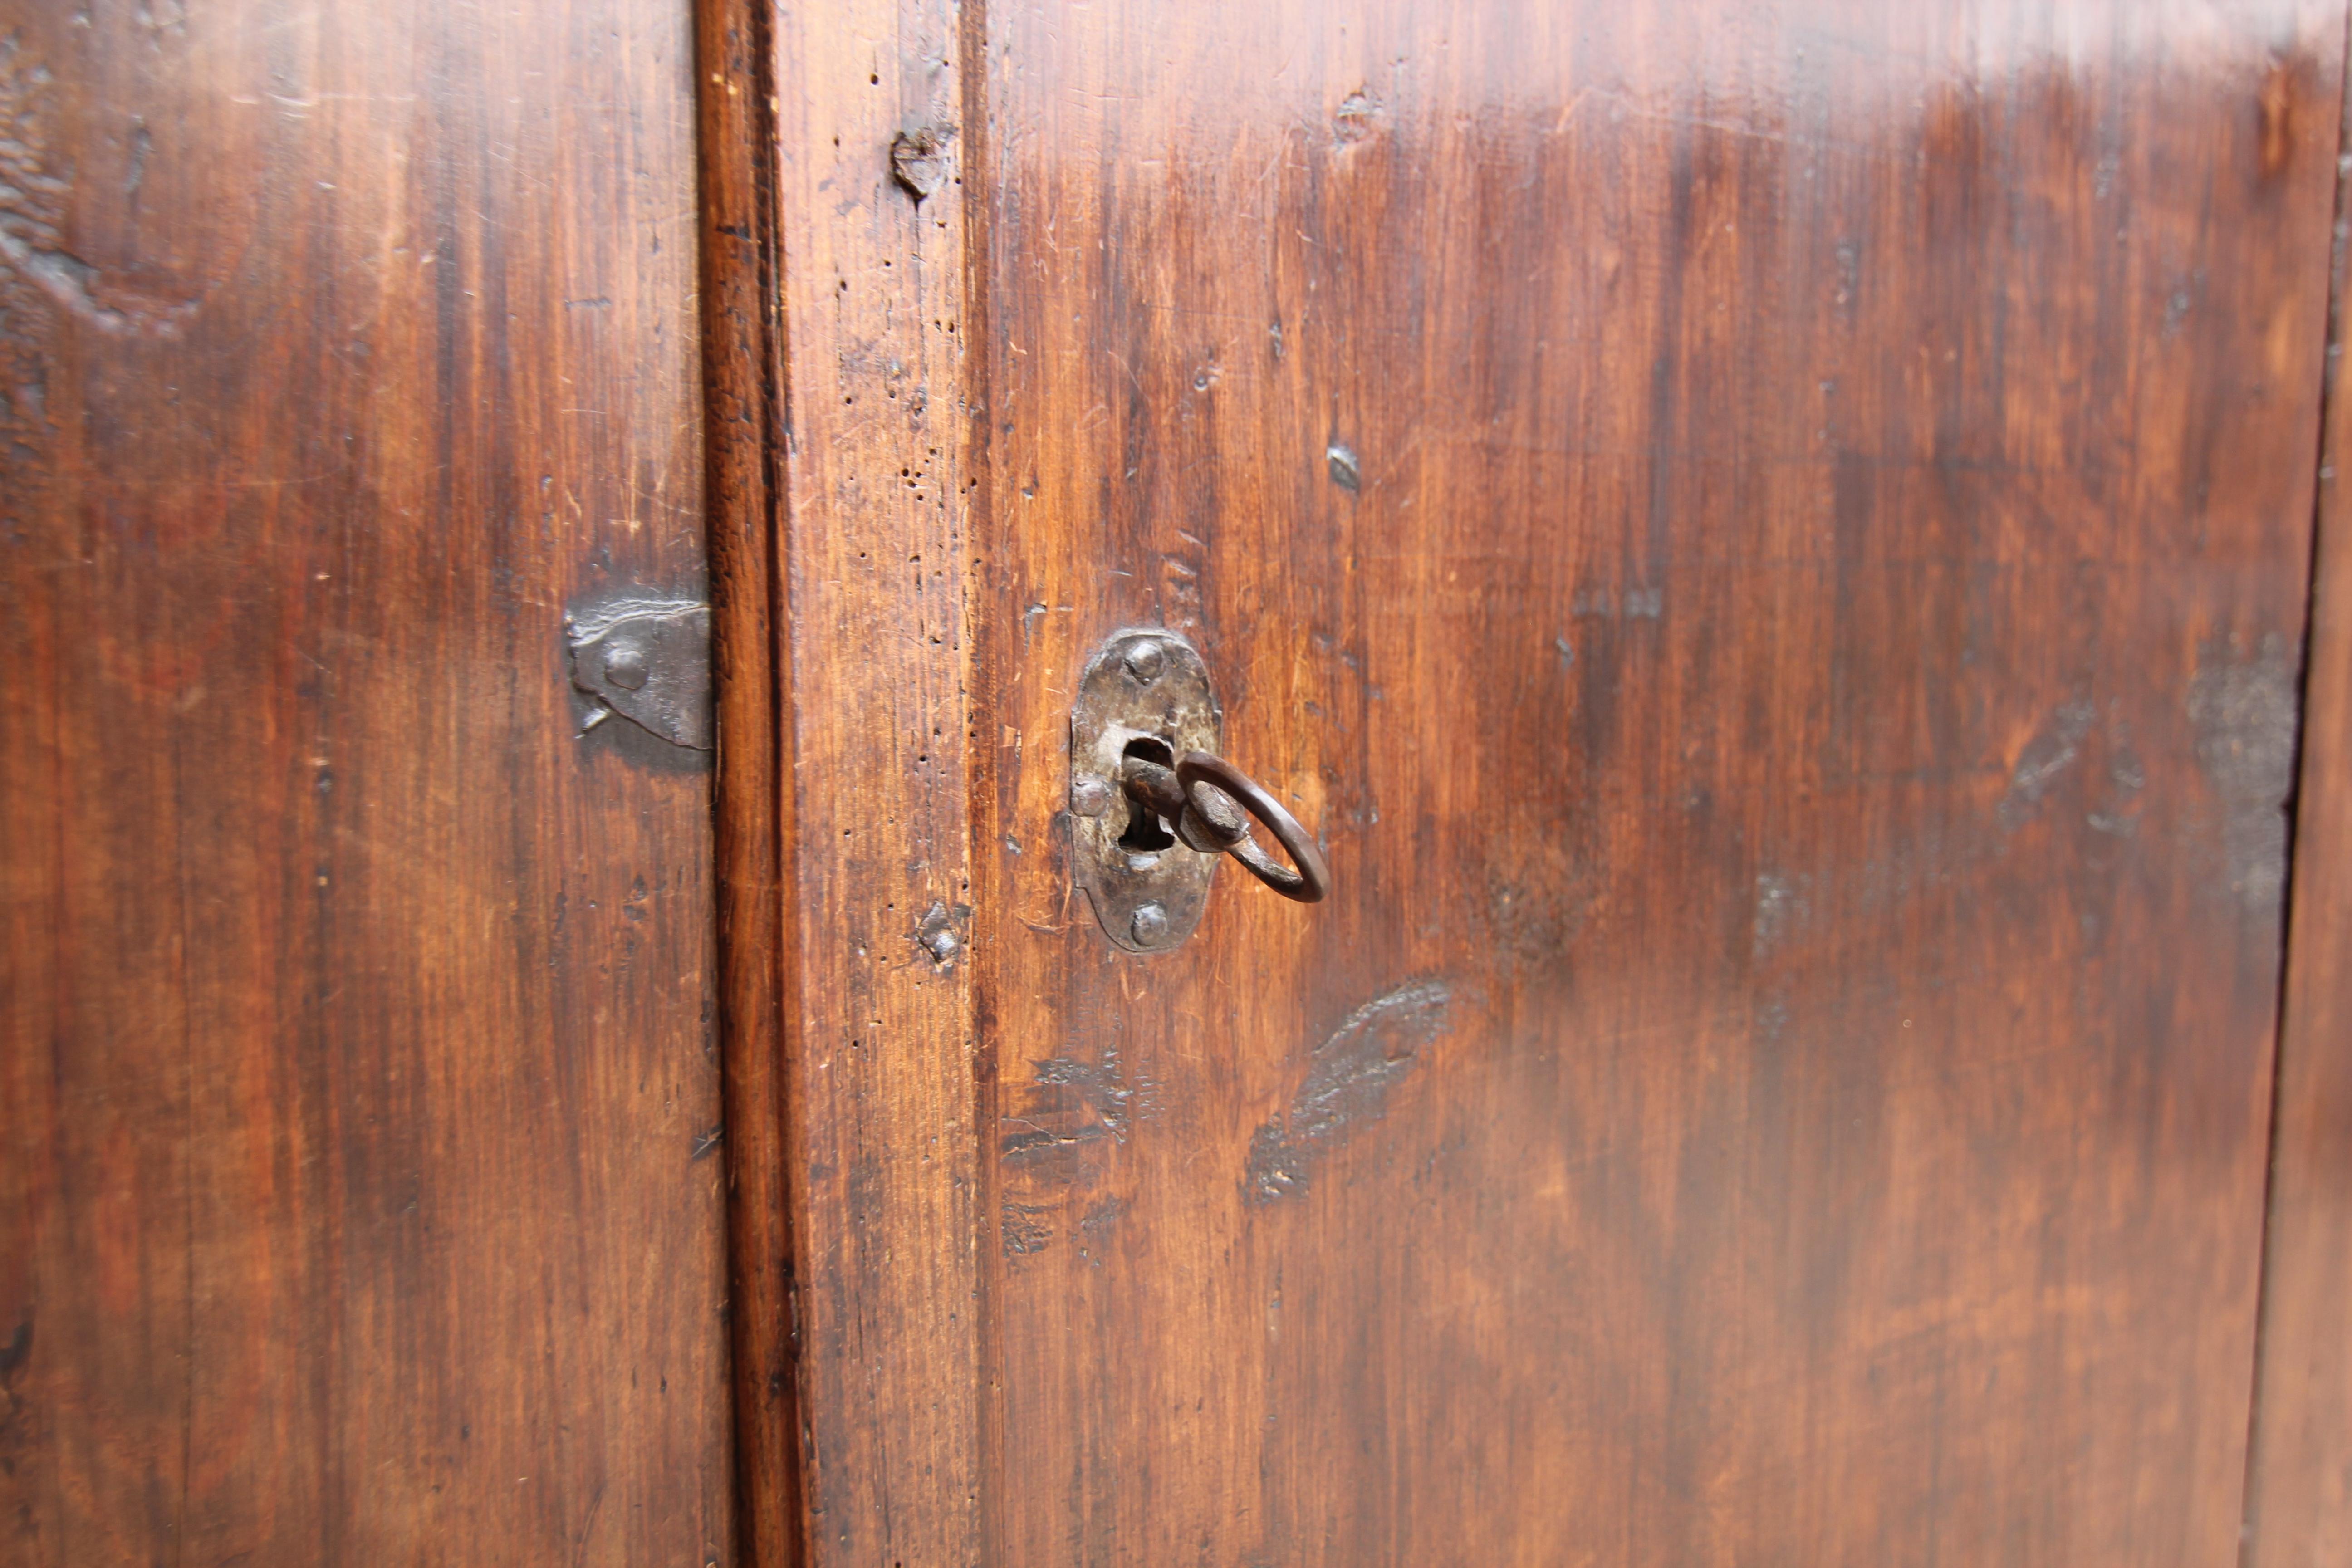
[1480,867,1594,978]
[1247,980,1453,1203]
[0,41,192,339]
[890,124,956,201]
[1325,442,1361,493]
[1001,1202,1052,1256]
[1000,1036,1152,1193]
[1332,89,1381,146]
[916,899,971,968]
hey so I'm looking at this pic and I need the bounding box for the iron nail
[1069,774,1113,817]
[1123,639,1166,683]
[602,641,650,691]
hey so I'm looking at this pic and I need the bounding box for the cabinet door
[737,3,2344,1565]
[0,3,732,1562]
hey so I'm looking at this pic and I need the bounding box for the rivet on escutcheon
[602,642,651,691]
[1130,902,1169,946]
[1069,774,1113,817]
[1122,639,1166,683]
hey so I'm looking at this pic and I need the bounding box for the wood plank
[2245,25,2352,1563]
[0,4,733,1563]
[696,0,801,1562]
[962,3,2342,1563]
[762,1,984,1562]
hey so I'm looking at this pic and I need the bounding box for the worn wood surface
[0,3,733,1563]
[696,0,801,1563]
[947,3,2344,1563]
[2246,30,2352,1564]
[761,1,984,1563]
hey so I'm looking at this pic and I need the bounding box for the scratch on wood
[1247,979,1452,1202]
[997,1032,1155,1191]
[1001,1202,1052,1256]
[1997,698,2097,830]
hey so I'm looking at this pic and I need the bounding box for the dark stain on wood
[1247,979,1453,1202]
[0,1318,30,1380]
[2189,634,2300,914]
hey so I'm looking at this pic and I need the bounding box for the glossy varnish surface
[697,0,801,1561]
[0,3,732,1561]
[958,3,2342,1563]
[2247,25,2352,1562]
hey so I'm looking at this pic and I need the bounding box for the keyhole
[1117,736,1177,852]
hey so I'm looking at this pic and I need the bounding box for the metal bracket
[566,595,712,751]
[1068,628,1223,953]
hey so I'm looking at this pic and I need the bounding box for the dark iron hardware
[1120,750,1330,903]
[566,593,712,750]
[1068,627,1330,952]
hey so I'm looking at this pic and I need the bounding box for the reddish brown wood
[0,4,733,1563]
[2246,31,2352,1564]
[697,0,802,1562]
[956,3,2337,1564]
[759,3,986,1563]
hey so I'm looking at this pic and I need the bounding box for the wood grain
[761,1,984,1563]
[696,0,801,1562]
[2245,26,2352,1564]
[956,2,2343,1563]
[0,4,733,1563]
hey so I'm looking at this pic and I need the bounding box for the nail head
[1123,639,1166,683]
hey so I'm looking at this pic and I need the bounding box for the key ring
[1175,751,1330,903]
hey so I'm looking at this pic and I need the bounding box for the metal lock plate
[1068,628,1222,953]
[566,595,713,750]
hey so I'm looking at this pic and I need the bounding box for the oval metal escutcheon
[1067,628,1223,953]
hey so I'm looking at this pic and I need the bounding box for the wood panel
[0,3,732,1563]
[958,3,2342,1564]
[696,0,801,1562]
[761,1,985,1563]
[2245,29,2352,1563]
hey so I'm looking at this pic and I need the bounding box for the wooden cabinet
[0,3,729,1561]
[10,1,2352,1564]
